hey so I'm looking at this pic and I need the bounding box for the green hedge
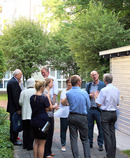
[0,107,14,158]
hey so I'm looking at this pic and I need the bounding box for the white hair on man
[13,69,22,77]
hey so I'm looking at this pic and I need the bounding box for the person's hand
[95,91,99,98]
[89,92,95,98]
[45,108,49,112]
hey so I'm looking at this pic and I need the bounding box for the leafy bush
[0,107,8,124]
[0,107,14,158]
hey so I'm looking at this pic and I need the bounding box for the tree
[0,48,6,79]
[66,1,130,80]
[1,17,48,82]
[44,27,79,76]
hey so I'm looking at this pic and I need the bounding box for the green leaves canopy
[67,1,129,80]
[1,17,48,80]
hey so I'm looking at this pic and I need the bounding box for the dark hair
[71,75,81,86]
[66,78,71,84]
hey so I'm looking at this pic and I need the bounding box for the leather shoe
[90,144,93,148]
[99,146,103,151]
[27,147,33,151]
[13,141,22,146]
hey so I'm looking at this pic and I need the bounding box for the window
[57,70,61,79]
[58,81,61,88]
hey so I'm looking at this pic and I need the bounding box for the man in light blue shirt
[62,75,91,158]
[96,73,120,158]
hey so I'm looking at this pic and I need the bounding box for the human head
[41,66,49,78]
[103,73,113,85]
[91,70,99,83]
[70,75,81,87]
[35,80,46,92]
[27,78,35,88]
[13,69,22,82]
[45,78,53,89]
[66,78,72,90]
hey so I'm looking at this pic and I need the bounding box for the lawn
[0,94,7,100]
[123,150,130,158]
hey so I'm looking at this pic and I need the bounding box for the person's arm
[95,90,104,108]
[47,96,53,111]
[52,94,57,104]
[61,98,68,105]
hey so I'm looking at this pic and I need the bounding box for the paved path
[0,101,129,158]
[14,117,129,158]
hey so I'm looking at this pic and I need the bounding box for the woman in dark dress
[30,80,52,158]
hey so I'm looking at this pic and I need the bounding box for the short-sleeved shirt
[30,95,50,128]
[54,90,69,118]
[66,87,90,115]
[96,83,120,111]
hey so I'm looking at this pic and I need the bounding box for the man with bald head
[7,69,22,145]
[62,75,91,158]
[86,71,105,151]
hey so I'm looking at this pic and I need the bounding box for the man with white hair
[19,78,36,150]
[96,73,120,158]
[7,69,22,145]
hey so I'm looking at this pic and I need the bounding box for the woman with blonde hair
[43,78,58,158]
[30,80,52,158]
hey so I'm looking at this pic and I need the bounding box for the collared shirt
[14,77,18,82]
[90,82,98,108]
[48,75,58,98]
[96,83,120,111]
[66,86,90,115]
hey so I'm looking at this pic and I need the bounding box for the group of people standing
[6,67,120,158]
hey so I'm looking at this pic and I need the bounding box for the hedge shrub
[0,107,14,158]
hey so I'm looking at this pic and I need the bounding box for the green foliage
[44,27,79,76]
[123,150,130,157]
[0,94,7,100]
[0,107,8,125]
[0,108,14,158]
[67,1,130,81]
[0,48,6,79]
[1,17,48,81]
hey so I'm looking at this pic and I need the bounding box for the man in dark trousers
[7,69,22,145]
[62,75,91,158]
[96,73,120,158]
[86,70,105,151]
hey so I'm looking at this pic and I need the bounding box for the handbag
[12,112,23,132]
[40,121,50,134]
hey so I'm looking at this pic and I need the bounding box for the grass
[122,150,130,158]
[0,94,7,100]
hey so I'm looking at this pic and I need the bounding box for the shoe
[61,146,66,152]
[27,147,33,151]
[13,141,22,146]
[23,146,27,149]
[51,153,55,156]
[46,156,54,158]
[90,144,93,148]
[99,146,103,151]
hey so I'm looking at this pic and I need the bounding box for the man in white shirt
[41,66,58,157]
[41,66,58,104]
[96,73,120,158]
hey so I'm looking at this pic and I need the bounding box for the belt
[69,112,87,116]
[90,107,98,109]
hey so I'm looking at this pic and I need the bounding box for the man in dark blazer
[7,69,22,145]
[86,70,105,151]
